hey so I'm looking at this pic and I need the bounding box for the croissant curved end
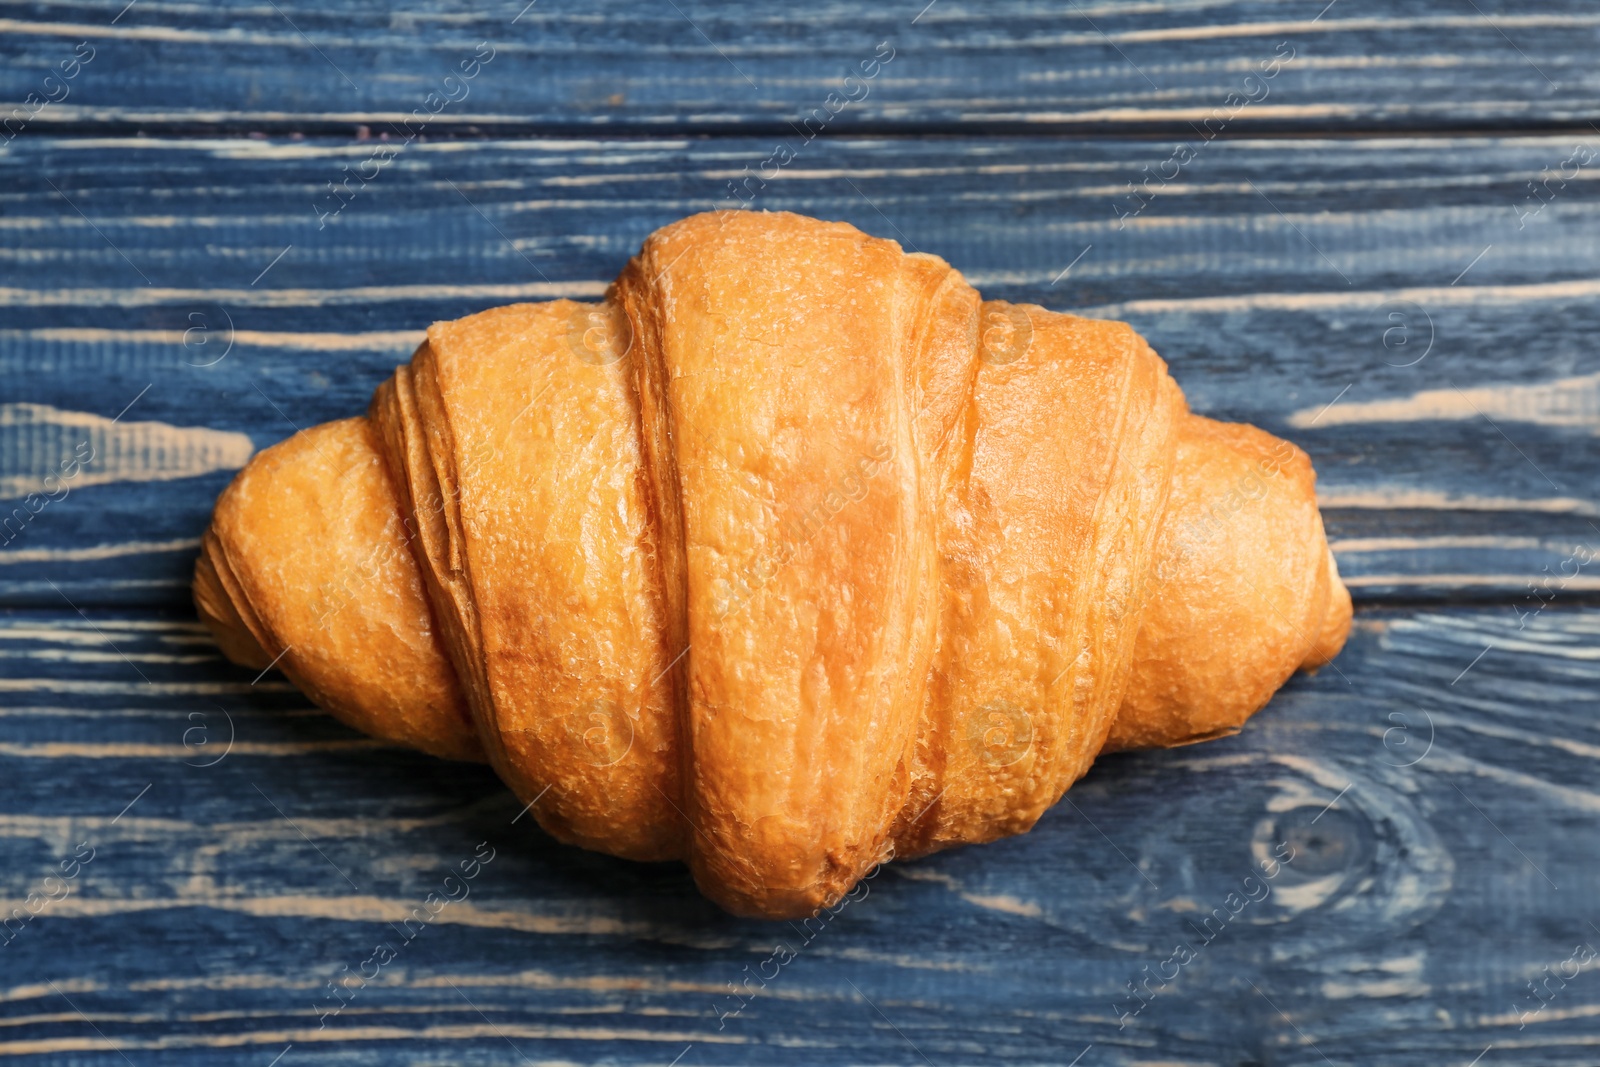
[195,209,1350,919]
[195,417,483,763]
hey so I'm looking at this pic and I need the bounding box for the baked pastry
[194,211,1350,918]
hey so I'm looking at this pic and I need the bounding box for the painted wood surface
[3,1,1600,135]
[5,3,1599,1063]
[0,604,1595,1064]
[4,135,1600,607]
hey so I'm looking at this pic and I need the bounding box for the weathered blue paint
[1,136,1597,606]
[2,0,1599,134]
[0,607,1595,1063]
[2,3,1598,1062]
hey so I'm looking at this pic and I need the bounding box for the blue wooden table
[3,2,1599,1063]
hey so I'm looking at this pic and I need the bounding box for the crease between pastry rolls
[195,210,1351,919]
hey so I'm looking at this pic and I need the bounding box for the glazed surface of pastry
[195,211,1351,919]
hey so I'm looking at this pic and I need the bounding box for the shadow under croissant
[193,210,1351,920]
[216,642,1376,956]
[217,671,718,924]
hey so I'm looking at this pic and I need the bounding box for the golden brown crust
[410,302,684,863]
[890,306,1185,859]
[193,210,1352,918]
[197,417,480,762]
[616,212,943,914]
[1102,415,1346,752]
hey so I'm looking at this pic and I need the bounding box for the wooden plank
[0,603,1595,1063]
[3,134,1598,606]
[3,0,1600,134]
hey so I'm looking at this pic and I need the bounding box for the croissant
[194,211,1350,919]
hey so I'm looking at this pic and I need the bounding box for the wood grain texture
[3,135,1598,606]
[2,0,1600,134]
[0,603,1594,1064]
[3,4,1596,1060]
